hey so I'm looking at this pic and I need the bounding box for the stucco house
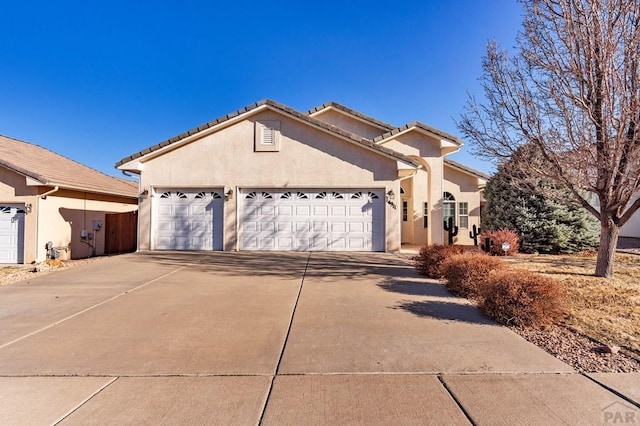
[621,194,640,238]
[0,135,138,263]
[116,100,488,252]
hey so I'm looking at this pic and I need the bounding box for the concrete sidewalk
[0,252,637,425]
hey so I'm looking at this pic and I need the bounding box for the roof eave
[42,182,138,199]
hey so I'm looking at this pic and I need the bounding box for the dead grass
[508,252,640,357]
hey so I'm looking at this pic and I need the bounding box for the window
[459,202,468,229]
[423,202,428,228]
[443,192,456,225]
[402,201,408,222]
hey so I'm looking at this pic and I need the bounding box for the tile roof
[444,158,491,180]
[0,134,137,198]
[306,103,487,179]
[372,121,463,145]
[307,101,397,131]
[116,99,424,169]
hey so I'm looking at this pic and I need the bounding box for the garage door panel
[155,190,223,250]
[313,206,328,216]
[278,222,292,232]
[331,222,346,232]
[244,222,258,232]
[295,206,310,215]
[349,238,365,249]
[0,207,24,263]
[296,222,310,232]
[331,238,347,249]
[261,222,275,232]
[313,222,328,232]
[331,206,346,216]
[240,190,384,251]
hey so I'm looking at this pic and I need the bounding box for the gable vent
[262,127,274,145]
[255,120,281,152]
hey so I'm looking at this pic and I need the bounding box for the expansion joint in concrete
[438,375,477,426]
[582,373,640,409]
[258,252,311,425]
[52,376,119,425]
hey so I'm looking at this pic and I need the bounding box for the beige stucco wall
[1,167,40,263]
[311,109,387,139]
[1,167,137,263]
[137,110,403,251]
[37,190,137,261]
[621,194,640,238]
[443,166,483,246]
[382,134,446,245]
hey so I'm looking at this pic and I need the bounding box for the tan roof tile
[116,99,423,170]
[0,134,137,198]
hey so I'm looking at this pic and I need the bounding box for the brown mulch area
[510,325,640,373]
[0,257,104,287]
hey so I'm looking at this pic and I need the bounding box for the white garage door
[155,190,224,250]
[240,189,384,251]
[0,206,25,263]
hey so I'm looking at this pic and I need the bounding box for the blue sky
[0,1,523,178]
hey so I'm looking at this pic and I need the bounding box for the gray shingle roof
[0,134,137,198]
[116,99,424,169]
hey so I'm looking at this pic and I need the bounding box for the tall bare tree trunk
[595,217,620,278]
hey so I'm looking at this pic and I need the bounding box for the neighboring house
[621,193,640,238]
[0,135,138,263]
[116,100,488,252]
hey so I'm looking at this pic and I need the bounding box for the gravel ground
[0,257,104,287]
[511,325,640,373]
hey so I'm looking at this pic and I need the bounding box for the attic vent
[255,120,281,152]
[262,127,274,145]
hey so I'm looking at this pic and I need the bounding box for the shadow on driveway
[392,300,495,325]
[134,251,417,280]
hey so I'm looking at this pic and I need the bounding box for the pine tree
[483,149,599,254]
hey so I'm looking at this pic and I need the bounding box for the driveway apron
[0,252,635,425]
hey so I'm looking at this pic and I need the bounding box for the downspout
[40,185,59,199]
[35,186,59,262]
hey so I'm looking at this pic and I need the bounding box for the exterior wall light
[386,189,396,209]
[225,189,234,201]
[24,203,32,214]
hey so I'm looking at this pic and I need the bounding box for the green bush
[441,253,506,299]
[478,270,565,328]
[482,145,599,254]
[413,244,463,278]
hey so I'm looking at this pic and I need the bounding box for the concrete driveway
[0,252,636,425]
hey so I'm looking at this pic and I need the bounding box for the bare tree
[458,0,640,278]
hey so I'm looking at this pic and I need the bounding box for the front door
[400,195,413,244]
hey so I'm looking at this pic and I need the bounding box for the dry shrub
[479,270,565,328]
[480,229,520,256]
[413,244,463,278]
[441,253,506,299]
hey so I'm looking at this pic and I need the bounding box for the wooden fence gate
[105,211,138,255]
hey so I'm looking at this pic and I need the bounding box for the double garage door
[0,206,25,263]
[154,188,385,251]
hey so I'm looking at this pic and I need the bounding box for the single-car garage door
[155,189,224,250]
[240,189,384,251]
[0,206,25,263]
